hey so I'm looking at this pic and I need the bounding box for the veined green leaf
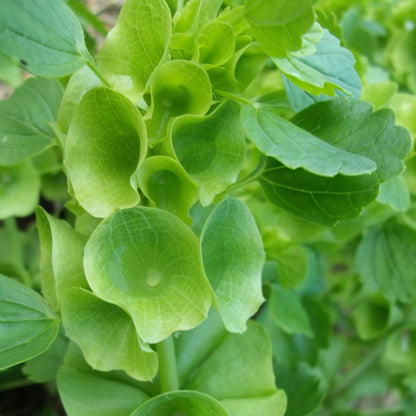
[292,98,413,181]
[0,161,40,219]
[36,208,89,311]
[97,0,171,99]
[269,285,313,337]
[130,391,230,416]
[377,176,410,212]
[274,29,361,97]
[0,78,63,166]
[244,0,317,57]
[259,158,380,226]
[172,101,246,205]
[61,288,158,381]
[84,207,212,344]
[0,274,59,370]
[136,156,198,224]
[146,59,212,146]
[241,105,376,177]
[58,345,149,416]
[201,197,265,332]
[176,310,287,416]
[356,224,416,303]
[0,0,90,77]
[64,87,147,218]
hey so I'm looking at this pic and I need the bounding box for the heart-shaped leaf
[61,288,158,381]
[0,77,63,166]
[84,207,212,344]
[241,105,376,177]
[0,0,91,77]
[0,274,59,370]
[172,101,246,205]
[64,87,148,217]
[201,197,265,332]
[97,0,171,99]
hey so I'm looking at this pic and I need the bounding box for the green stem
[156,335,179,393]
[214,89,253,105]
[86,59,111,87]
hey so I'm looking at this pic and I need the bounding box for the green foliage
[1,0,416,414]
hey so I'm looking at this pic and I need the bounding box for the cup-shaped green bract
[146,60,212,146]
[136,156,198,224]
[84,207,212,344]
[64,87,148,218]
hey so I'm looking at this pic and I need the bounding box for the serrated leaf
[274,29,361,97]
[0,161,40,219]
[241,105,376,177]
[0,77,63,166]
[136,156,198,224]
[269,285,313,336]
[61,288,158,381]
[146,59,212,146]
[176,310,287,416]
[0,274,59,370]
[244,0,316,57]
[292,98,413,181]
[0,0,90,77]
[172,101,246,205]
[36,208,89,311]
[97,0,171,99]
[58,345,149,416]
[356,224,416,303]
[64,87,147,218]
[130,391,230,416]
[200,197,264,332]
[84,207,212,344]
[259,158,380,226]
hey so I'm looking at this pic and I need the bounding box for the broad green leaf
[241,105,376,177]
[0,77,63,166]
[0,161,40,219]
[0,0,91,77]
[276,363,326,416]
[176,311,287,416]
[23,331,69,383]
[61,288,158,381]
[65,0,108,36]
[389,92,416,136]
[259,158,380,226]
[244,0,316,57]
[0,55,22,88]
[292,99,413,181]
[197,21,235,65]
[274,29,361,97]
[356,224,416,303]
[130,391,230,416]
[0,274,59,370]
[146,60,212,146]
[57,66,101,134]
[200,197,265,332]
[362,81,398,110]
[36,208,89,311]
[136,156,198,224]
[269,285,313,336]
[58,345,149,416]
[97,0,171,99]
[377,176,410,212]
[383,326,416,374]
[172,101,246,205]
[84,207,212,344]
[64,87,147,218]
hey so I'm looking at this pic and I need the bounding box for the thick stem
[156,335,179,393]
